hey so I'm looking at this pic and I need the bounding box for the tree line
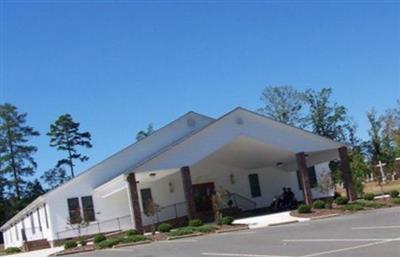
[259,86,400,193]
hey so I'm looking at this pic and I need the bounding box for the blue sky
[0,1,399,182]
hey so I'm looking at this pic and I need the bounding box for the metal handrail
[141,201,187,224]
[229,193,257,210]
[56,214,132,239]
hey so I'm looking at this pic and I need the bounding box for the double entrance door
[192,182,215,220]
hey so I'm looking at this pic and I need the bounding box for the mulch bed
[148,233,168,241]
[216,224,248,230]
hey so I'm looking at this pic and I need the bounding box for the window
[308,166,318,188]
[30,213,35,234]
[37,208,42,231]
[297,166,318,189]
[140,188,153,214]
[67,198,81,224]
[248,174,261,197]
[81,196,95,222]
[44,204,49,228]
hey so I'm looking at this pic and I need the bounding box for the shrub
[120,235,147,244]
[297,204,311,214]
[355,200,384,209]
[343,203,364,212]
[324,199,333,209]
[64,240,78,250]
[78,237,86,246]
[364,193,375,201]
[334,192,341,199]
[168,227,195,237]
[157,223,173,233]
[126,229,139,236]
[389,190,399,198]
[313,200,325,209]
[194,225,216,233]
[221,216,234,225]
[5,247,21,254]
[393,198,400,205]
[95,238,120,249]
[189,219,203,227]
[334,196,348,205]
[94,234,106,244]
[216,213,224,225]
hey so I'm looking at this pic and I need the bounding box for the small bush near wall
[297,204,311,213]
[221,216,234,225]
[313,200,325,209]
[168,227,195,237]
[364,193,375,201]
[334,197,349,205]
[95,238,121,249]
[126,229,139,236]
[389,190,399,198]
[157,223,173,233]
[324,199,333,209]
[64,240,77,250]
[120,235,147,244]
[195,225,216,233]
[5,247,21,254]
[94,234,106,244]
[78,237,87,246]
[343,203,364,212]
[393,198,400,205]
[189,219,203,227]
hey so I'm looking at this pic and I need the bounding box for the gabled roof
[1,110,214,231]
[1,107,346,231]
[131,107,344,173]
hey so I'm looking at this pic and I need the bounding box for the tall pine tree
[41,167,70,189]
[0,103,39,199]
[47,114,92,178]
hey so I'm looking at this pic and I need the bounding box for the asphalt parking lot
[74,207,400,257]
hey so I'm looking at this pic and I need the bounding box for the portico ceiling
[197,136,296,170]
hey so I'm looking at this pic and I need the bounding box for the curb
[167,233,204,240]
[112,240,152,248]
[311,214,340,220]
[216,226,249,234]
[268,220,299,226]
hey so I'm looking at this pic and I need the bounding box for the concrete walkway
[233,210,309,229]
[4,247,63,257]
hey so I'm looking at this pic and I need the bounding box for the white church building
[0,107,357,249]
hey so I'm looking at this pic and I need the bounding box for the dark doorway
[192,182,215,215]
[140,188,153,213]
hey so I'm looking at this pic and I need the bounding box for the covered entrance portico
[95,108,357,233]
[122,143,355,233]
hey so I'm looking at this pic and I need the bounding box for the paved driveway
[71,207,400,257]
